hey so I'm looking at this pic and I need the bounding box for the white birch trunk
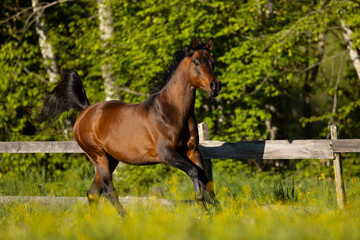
[98,0,118,101]
[98,2,124,171]
[32,0,73,137]
[341,19,360,80]
[32,0,59,83]
[265,0,274,18]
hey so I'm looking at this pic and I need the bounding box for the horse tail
[35,70,90,126]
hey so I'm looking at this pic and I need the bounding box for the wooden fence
[1,123,360,209]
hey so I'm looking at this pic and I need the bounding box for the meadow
[1,1,360,239]
[1,198,360,240]
[1,161,360,240]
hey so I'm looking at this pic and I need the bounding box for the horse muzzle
[209,80,221,97]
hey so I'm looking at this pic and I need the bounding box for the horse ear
[191,38,198,49]
[206,39,213,51]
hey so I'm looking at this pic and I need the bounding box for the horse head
[186,38,221,97]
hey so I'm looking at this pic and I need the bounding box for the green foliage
[0,0,360,194]
[0,153,92,196]
[113,164,178,196]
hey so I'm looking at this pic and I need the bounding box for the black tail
[35,70,90,126]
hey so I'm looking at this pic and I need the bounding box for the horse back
[74,100,165,165]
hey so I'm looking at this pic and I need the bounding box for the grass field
[1,169,360,240]
[1,196,360,240]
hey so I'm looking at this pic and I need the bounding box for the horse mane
[154,42,211,93]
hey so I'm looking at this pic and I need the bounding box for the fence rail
[1,139,360,159]
[1,123,359,209]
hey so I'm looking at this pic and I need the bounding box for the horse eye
[193,59,200,66]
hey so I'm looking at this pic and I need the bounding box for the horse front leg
[158,145,210,209]
[187,149,218,208]
[187,117,218,206]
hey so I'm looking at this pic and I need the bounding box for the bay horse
[37,39,221,216]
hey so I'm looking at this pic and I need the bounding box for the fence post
[198,122,213,184]
[330,124,346,209]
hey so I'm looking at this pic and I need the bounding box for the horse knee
[102,185,120,204]
[103,189,117,198]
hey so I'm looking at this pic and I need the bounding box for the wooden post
[330,124,346,209]
[198,122,213,183]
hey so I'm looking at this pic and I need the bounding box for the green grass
[1,197,360,240]
[1,162,360,239]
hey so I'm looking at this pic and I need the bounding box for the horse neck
[158,66,196,117]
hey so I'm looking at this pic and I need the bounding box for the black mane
[154,43,210,93]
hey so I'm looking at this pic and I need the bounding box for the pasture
[2,200,360,240]
[1,164,360,240]
[2,1,360,239]
[1,124,359,239]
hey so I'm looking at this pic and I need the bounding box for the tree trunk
[32,0,59,83]
[340,19,360,80]
[32,0,74,137]
[265,0,274,18]
[98,0,118,101]
[98,0,124,171]
[330,54,344,123]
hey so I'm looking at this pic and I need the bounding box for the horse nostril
[210,81,216,91]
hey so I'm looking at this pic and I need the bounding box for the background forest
[0,0,360,197]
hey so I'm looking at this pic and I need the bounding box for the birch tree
[32,0,59,83]
[98,0,118,101]
[340,19,360,80]
[32,0,78,137]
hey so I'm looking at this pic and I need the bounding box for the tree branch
[116,86,150,97]
[0,0,75,25]
[289,51,347,74]
[19,61,48,83]
[330,54,344,123]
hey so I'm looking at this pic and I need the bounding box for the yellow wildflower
[222,186,230,193]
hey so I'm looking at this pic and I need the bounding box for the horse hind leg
[87,168,103,211]
[99,169,126,217]
[101,154,126,217]
[86,151,126,217]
